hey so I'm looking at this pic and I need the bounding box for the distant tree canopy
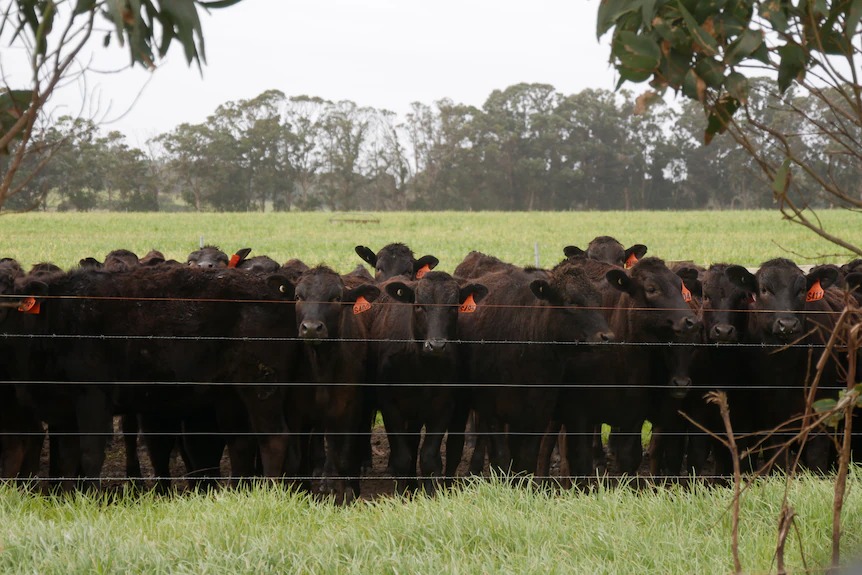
[7,82,849,212]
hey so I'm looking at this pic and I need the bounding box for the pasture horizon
[2,210,860,272]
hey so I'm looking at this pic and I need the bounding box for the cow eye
[415,305,425,313]
[295,294,304,301]
[330,296,341,303]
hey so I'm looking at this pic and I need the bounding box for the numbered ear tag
[415,264,431,279]
[353,295,372,314]
[18,297,41,314]
[459,293,477,313]
[681,284,692,303]
[806,280,824,302]
[625,253,638,269]
[228,254,241,268]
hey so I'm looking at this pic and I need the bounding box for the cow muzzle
[669,376,692,399]
[709,323,737,343]
[671,316,700,337]
[299,320,328,342]
[771,317,801,341]
[423,338,448,354]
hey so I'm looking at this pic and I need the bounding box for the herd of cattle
[1,236,861,502]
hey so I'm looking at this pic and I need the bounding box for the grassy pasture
[2,209,862,573]
[2,209,861,271]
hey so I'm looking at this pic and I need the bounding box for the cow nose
[710,324,737,343]
[598,331,614,342]
[670,376,692,399]
[773,317,801,338]
[300,320,327,339]
[424,338,447,354]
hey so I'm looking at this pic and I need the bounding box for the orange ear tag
[228,254,241,268]
[18,297,41,314]
[806,280,824,302]
[415,264,431,279]
[459,293,477,313]
[625,253,638,269]
[353,295,372,314]
[681,284,692,303]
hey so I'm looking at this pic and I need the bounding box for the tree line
[4,80,856,213]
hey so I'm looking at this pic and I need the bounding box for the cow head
[386,271,488,355]
[605,257,700,340]
[727,258,838,343]
[531,263,615,344]
[355,243,439,281]
[699,264,752,344]
[565,236,648,268]
[294,266,380,344]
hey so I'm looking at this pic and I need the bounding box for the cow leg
[75,388,112,492]
[139,414,180,494]
[53,424,81,493]
[486,419,511,476]
[121,414,144,490]
[536,420,561,483]
[182,411,225,492]
[322,427,360,505]
[381,406,414,494]
[509,425,542,477]
[419,418,449,494]
[612,425,644,476]
[444,400,471,479]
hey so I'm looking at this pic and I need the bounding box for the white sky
[3,0,621,147]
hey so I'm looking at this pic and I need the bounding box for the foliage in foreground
[0,473,860,575]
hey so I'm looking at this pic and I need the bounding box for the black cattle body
[563,236,648,269]
[456,260,613,478]
[291,265,380,504]
[79,248,143,272]
[355,243,439,282]
[453,251,522,281]
[6,266,130,491]
[551,257,701,480]
[114,265,300,492]
[727,258,845,472]
[368,271,487,493]
[0,261,43,481]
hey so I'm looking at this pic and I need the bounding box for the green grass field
[3,209,861,271]
[2,210,862,574]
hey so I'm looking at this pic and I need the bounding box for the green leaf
[682,68,704,100]
[777,42,806,92]
[724,72,749,104]
[695,56,725,88]
[73,0,97,15]
[598,0,643,38]
[772,157,792,195]
[676,1,719,56]
[813,397,837,413]
[0,89,33,154]
[161,0,205,64]
[725,28,763,66]
[847,1,862,35]
[704,95,739,144]
[759,0,790,33]
[199,0,246,8]
[613,31,662,78]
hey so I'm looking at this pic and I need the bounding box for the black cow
[563,236,648,268]
[355,243,439,281]
[290,265,380,503]
[554,257,701,480]
[727,258,844,471]
[369,271,487,493]
[457,259,613,477]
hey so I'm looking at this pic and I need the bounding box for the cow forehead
[297,270,343,294]
[757,266,804,291]
[415,278,459,303]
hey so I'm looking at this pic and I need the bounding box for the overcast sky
[5,0,621,146]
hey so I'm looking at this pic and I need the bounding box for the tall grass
[2,209,860,271]
[0,474,860,574]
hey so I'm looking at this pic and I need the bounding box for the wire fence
[1,290,860,490]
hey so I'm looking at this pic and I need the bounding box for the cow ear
[22,280,49,297]
[345,283,381,304]
[563,245,585,258]
[460,283,488,305]
[605,269,634,294]
[79,257,102,269]
[845,272,862,295]
[726,265,757,293]
[626,244,648,261]
[385,281,415,303]
[675,266,702,298]
[235,248,252,261]
[807,265,839,290]
[414,255,439,274]
[530,280,561,304]
[266,274,295,299]
[355,246,377,267]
